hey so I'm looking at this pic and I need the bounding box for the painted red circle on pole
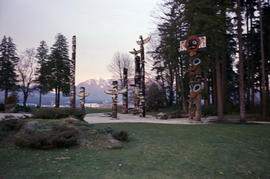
[184,35,201,53]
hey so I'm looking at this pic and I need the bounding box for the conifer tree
[36,40,49,107]
[46,33,70,108]
[0,36,18,104]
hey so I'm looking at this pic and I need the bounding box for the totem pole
[77,87,89,111]
[129,48,141,114]
[105,81,127,119]
[180,35,206,121]
[122,68,128,113]
[70,35,76,108]
[136,36,150,117]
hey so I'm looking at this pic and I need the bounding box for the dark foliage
[0,119,23,143]
[112,131,129,142]
[0,103,4,111]
[0,119,23,132]
[6,96,17,104]
[15,105,32,113]
[202,105,217,117]
[14,125,78,149]
[70,109,86,120]
[32,108,85,120]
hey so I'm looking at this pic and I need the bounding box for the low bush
[112,131,129,142]
[15,105,32,113]
[0,119,23,132]
[6,96,17,104]
[70,109,85,120]
[32,108,85,120]
[202,105,217,117]
[14,125,78,149]
[0,103,4,111]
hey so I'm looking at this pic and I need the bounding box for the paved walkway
[84,113,218,125]
[0,113,32,121]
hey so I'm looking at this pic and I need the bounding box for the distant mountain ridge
[0,78,116,106]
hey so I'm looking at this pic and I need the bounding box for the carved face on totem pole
[189,82,202,100]
[189,57,202,81]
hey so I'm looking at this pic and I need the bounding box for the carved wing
[136,37,151,45]
[105,90,114,94]
[118,88,127,94]
[136,40,143,45]
[143,36,151,44]
[85,93,89,97]
[129,49,140,55]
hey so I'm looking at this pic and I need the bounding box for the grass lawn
[1,123,270,178]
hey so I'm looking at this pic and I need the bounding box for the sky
[0,0,160,84]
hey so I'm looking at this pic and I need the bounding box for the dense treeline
[0,33,71,108]
[149,0,270,120]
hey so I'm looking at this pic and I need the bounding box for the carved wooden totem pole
[105,81,127,119]
[136,36,150,117]
[122,68,128,113]
[77,87,89,111]
[180,35,206,121]
[129,49,141,114]
[70,35,76,108]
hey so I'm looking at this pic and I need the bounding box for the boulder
[156,112,168,120]
[4,104,16,113]
[106,133,123,149]
[23,121,38,132]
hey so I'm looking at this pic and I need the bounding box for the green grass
[1,123,270,178]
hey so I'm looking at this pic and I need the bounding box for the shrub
[14,125,78,149]
[0,103,5,111]
[15,105,32,113]
[6,96,17,104]
[32,108,85,120]
[202,105,217,117]
[0,119,23,132]
[70,109,85,120]
[112,131,129,142]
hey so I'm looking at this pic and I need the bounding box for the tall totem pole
[122,68,128,113]
[77,87,89,111]
[136,36,150,117]
[180,35,206,121]
[129,49,141,114]
[70,35,76,108]
[105,81,127,119]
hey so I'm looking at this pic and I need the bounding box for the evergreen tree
[46,33,70,108]
[0,36,18,104]
[36,40,49,107]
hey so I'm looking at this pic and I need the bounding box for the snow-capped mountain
[0,78,117,106]
[76,78,114,103]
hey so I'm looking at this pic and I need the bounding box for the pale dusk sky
[0,0,160,84]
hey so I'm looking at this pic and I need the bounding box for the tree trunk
[216,56,223,120]
[258,0,267,120]
[4,89,8,104]
[23,92,28,108]
[221,54,227,113]
[246,12,251,110]
[212,68,217,107]
[175,70,180,106]
[204,72,209,106]
[237,0,246,122]
[39,89,42,108]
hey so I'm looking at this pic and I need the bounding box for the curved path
[84,113,217,125]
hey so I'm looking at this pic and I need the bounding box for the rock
[23,121,38,132]
[106,133,123,149]
[156,112,168,120]
[4,104,16,113]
